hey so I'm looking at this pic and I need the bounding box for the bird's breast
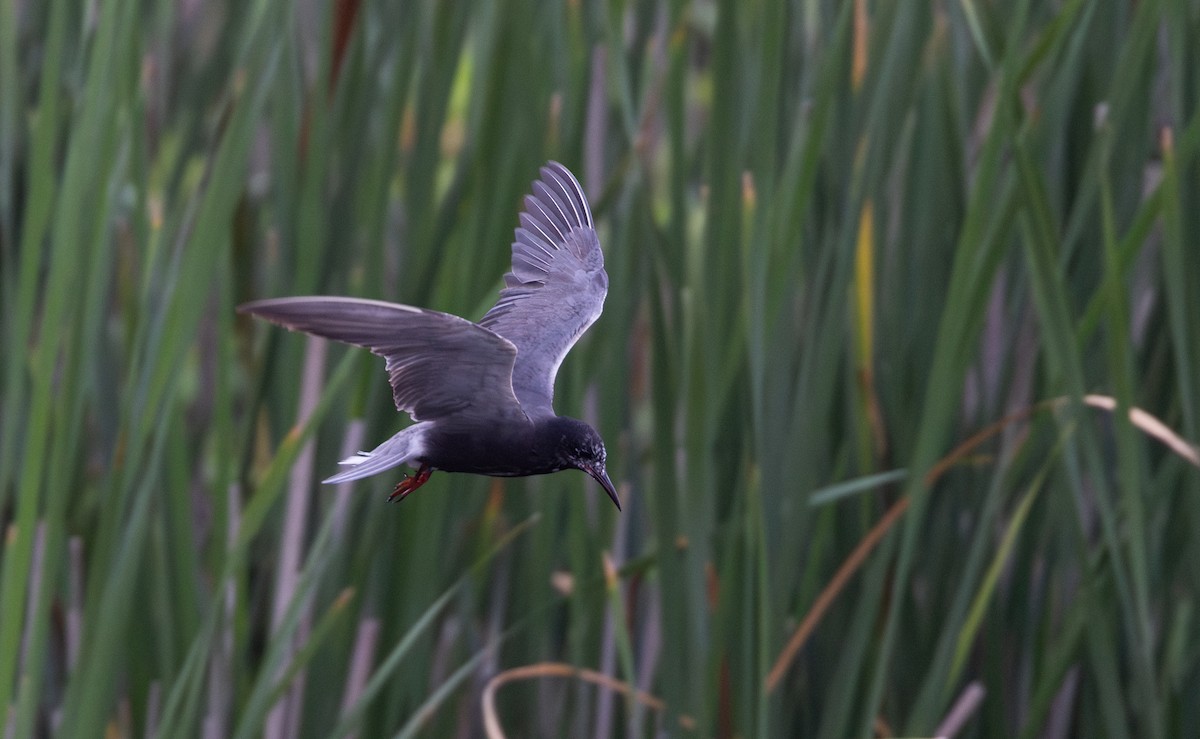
[425,423,562,477]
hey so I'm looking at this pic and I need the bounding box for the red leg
[388,464,432,503]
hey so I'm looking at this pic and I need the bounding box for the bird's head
[552,418,621,511]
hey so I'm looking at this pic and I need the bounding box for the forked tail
[323,422,430,484]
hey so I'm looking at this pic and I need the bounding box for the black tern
[240,162,619,509]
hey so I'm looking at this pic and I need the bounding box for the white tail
[323,423,430,484]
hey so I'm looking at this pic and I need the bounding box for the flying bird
[240,162,619,509]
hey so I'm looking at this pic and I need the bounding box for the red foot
[388,465,432,503]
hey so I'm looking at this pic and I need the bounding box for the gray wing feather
[480,162,607,416]
[239,296,526,423]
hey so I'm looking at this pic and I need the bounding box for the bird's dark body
[239,162,620,509]
[423,416,591,477]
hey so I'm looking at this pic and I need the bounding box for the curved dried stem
[482,661,696,738]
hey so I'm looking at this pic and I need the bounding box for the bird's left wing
[239,296,527,424]
[479,162,608,417]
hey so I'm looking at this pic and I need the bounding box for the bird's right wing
[239,296,527,424]
[479,162,608,417]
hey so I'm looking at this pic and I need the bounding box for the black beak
[584,465,622,511]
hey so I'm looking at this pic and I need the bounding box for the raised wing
[239,296,527,424]
[479,162,608,416]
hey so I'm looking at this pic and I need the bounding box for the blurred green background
[3,0,1200,736]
